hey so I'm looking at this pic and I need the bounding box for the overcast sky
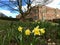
[0,0,60,18]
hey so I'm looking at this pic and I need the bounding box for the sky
[46,0,60,9]
[0,0,60,18]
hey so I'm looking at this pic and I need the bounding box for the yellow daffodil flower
[34,30,41,35]
[40,28,45,34]
[32,26,39,33]
[18,26,23,32]
[38,22,40,24]
[35,25,39,29]
[35,20,38,22]
[25,29,31,35]
[32,26,41,35]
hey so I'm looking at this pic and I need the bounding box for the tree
[0,12,8,17]
[0,0,53,21]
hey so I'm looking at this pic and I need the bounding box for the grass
[0,19,60,45]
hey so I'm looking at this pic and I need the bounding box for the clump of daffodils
[18,26,45,36]
[32,26,45,36]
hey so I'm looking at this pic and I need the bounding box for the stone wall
[16,6,60,21]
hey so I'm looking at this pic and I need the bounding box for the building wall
[16,6,60,21]
[38,6,60,20]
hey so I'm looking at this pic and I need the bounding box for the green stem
[18,33,22,45]
[20,34,23,45]
[31,36,35,45]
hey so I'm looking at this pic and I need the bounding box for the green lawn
[0,19,60,45]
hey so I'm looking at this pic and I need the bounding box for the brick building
[16,6,60,21]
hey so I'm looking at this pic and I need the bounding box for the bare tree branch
[0,1,19,11]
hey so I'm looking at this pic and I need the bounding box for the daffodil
[35,25,39,29]
[18,26,23,32]
[32,26,41,35]
[38,22,40,24]
[32,26,39,33]
[34,29,41,35]
[35,20,38,22]
[25,29,31,35]
[40,28,45,34]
